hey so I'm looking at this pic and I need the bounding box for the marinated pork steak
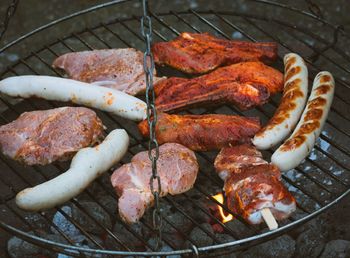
[111,143,199,223]
[0,107,104,165]
[138,113,261,151]
[155,61,284,112]
[214,144,296,224]
[152,32,278,74]
[52,48,165,95]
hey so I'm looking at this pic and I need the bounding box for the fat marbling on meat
[0,107,104,165]
[52,48,165,96]
[152,32,278,74]
[110,143,199,223]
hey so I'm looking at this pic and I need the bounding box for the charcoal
[7,233,41,258]
[162,211,193,235]
[23,212,50,231]
[187,223,214,247]
[294,227,327,258]
[226,219,254,238]
[238,235,295,258]
[214,234,239,258]
[95,194,117,216]
[71,201,112,235]
[147,239,181,258]
[319,240,350,258]
[105,221,144,249]
[215,233,235,243]
[51,205,80,238]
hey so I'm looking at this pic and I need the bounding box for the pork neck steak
[155,61,283,112]
[138,113,261,151]
[110,143,199,223]
[52,48,165,96]
[0,107,104,165]
[152,32,278,74]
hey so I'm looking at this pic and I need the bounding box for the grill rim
[0,1,350,256]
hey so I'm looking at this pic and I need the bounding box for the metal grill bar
[101,19,326,221]
[0,5,349,256]
[148,11,348,194]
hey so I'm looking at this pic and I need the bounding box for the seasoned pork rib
[155,62,283,112]
[52,48,164,95]
[214,144,296,224]
[138,113,261,151]
[111,143,199,223]
[0,107,104,165]
[152,32,278,74]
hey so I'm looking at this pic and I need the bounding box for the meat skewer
[152,32,278,74]
[0,107,104,165]
[138,113,261,151]
[214,144,296,227]
[155,61,283,112]
[52,48,165,96]
[111,143,199,223]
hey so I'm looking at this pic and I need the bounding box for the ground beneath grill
[0,0,350,257]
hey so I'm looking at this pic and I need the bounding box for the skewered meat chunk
[155,62,283,112]
[214,144,267,180]
[111,143,199,223]
[138,113,261,151]
[214,144,296,224]
[152,32,278,74]
[0,107,104,165]
[52,48,165,95]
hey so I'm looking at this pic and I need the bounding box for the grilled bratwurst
[0,107,104,165]
[111,143,199,223]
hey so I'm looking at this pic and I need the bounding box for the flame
[212,193,234,223]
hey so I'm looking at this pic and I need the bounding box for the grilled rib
[155,62,283,112]
[214,144,296,224]
[152,32,278,74]
[138,113,261,151]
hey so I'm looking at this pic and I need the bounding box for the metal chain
[0,0,19,41]
[140,0,162,250]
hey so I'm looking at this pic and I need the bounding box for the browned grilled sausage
[271,71,335,171]
[253,53,308,150]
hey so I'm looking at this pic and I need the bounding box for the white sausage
[0,76,147,121]
[253,53,308,150]
[271,71,335,171]
[16,129,129,211]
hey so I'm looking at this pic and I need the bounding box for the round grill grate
[0,0,349,256]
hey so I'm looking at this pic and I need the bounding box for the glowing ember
[212,193,234,223]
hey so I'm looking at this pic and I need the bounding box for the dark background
[0,0,349,257]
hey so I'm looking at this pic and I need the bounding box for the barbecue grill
[0,0,350,257]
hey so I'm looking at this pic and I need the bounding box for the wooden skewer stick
[261,208,278,230]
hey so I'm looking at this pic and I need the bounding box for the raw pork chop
[0,107,104,165]
[52,48,165,95]
[111,143,199,223]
